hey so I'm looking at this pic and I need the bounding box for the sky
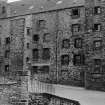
[7,0,21,3]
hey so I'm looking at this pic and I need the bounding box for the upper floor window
[32,66,38,74]
[5,50,10,58]
[74,38,83,48]
[61,55,69,65]
[62,39,70,48]
[41,66,49,73]
[93,24,101,31]
[94,59,101,66]
[42,48,50,60]
[73,54,85,65]
[32,49,39,61]
[37,20,46,30]
[2,6,6,14]
[27,28,31,35]
[43,33,50,42]
[33,34,39,42]
[94,7,101,15]
[72,24,81,33]
[27,43,30,49]
[5,65,9,72]
[71,8,80,18]
[93,40,102,49]
[5,37,10,44]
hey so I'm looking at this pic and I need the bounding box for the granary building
[0,0,105,94]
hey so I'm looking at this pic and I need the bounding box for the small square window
[33,34,39,42]
[74,38,82,48]
[5,65,9,72]
[93,40,102,49]
[61,55,69,65]
[72,24,81,33]
[73,54,85,65]
[94,7,101,15]
[37,20,46,29]
[93,24,101,31]
[62,39,70,48]
[71,8,80,18]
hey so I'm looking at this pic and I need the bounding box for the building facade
[0,0,105,93]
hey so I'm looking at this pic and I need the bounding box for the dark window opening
[74,38,82,48]
[33,49,39,61]
[94,59,101,66]
[62,39,70,48]
[27,28,31,35]
[72,24,81,33]
[71,8,80,18]
[26,57,30,62]
[40,66,49,73]
[73,54,85,65]
[37,20,46,29]
[5,37,10,44]
[93,24,101,31]
[61,55,69,65]
[94,7,101,14]
[5,50,10,58]
[5,65,9,72]
[27,43,30,49]
[33,34,39,42]
[42,48,50,60]
[2,6,6,14]
[32,66,38,74]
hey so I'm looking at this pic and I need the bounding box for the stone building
[0,0,105,95]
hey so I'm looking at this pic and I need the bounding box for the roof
[8,0,85,17]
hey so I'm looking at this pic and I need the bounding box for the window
[33,34,39,42]
[94,7,101,15]
[93,40,102,49]
[42,48,50,60]
[72,24,81,33]
[62,39,70,48]
[74,38,82,48]
[26,57,30,62]
[32,66,38,74]
[40,66,49,73]
[61,55,69,65]
[37,20,46,29]
[43,33,50,42]
[73,54,85,65]
[27,43,30,49]
[5,50,10,58]
[5,37,10,44]
[94,59,101,66]
[27,28,31,35]
[93,24,101,31]
[71,8,80,18]
[2,6,6,14]
[5,65,9,72]
[32,49,39,61]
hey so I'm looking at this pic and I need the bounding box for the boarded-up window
[33,49,39,61]
[42,48,50,60]
[61,55,69,65]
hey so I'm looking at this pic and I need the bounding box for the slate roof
[8,0,85,17]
